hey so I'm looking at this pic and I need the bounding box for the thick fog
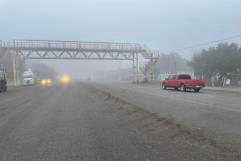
[27,59,131,80]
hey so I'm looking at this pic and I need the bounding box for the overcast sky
[1,0,241,77]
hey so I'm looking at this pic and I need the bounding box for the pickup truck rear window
[178,74,191,80]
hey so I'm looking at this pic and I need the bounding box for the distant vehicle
[59,74,71,85]
[162,74,205,92]
[23,70,36,85]
[0,67,7,92]
[40,79,52,86]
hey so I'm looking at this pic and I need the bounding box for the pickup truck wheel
[162,84,166,90]
[194,88,200,92]
[180,84,186,92]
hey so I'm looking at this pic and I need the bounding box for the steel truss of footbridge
[0,40,159,83]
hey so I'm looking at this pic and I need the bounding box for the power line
[173,34,241,52]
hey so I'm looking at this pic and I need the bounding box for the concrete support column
[12,52,23,86]
[12,53,17,86]
[132,53,139,83]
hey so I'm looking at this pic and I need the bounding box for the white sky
[1,0,241,77]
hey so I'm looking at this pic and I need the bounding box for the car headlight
[47,79,52,84]
[41,80,46,85]
[59,75,71,85]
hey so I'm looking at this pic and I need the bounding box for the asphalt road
[0,82,240,161]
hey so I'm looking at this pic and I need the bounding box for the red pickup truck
[162,74,205,92]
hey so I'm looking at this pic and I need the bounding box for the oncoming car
[59,74,71,85]
[40,79,52,86]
